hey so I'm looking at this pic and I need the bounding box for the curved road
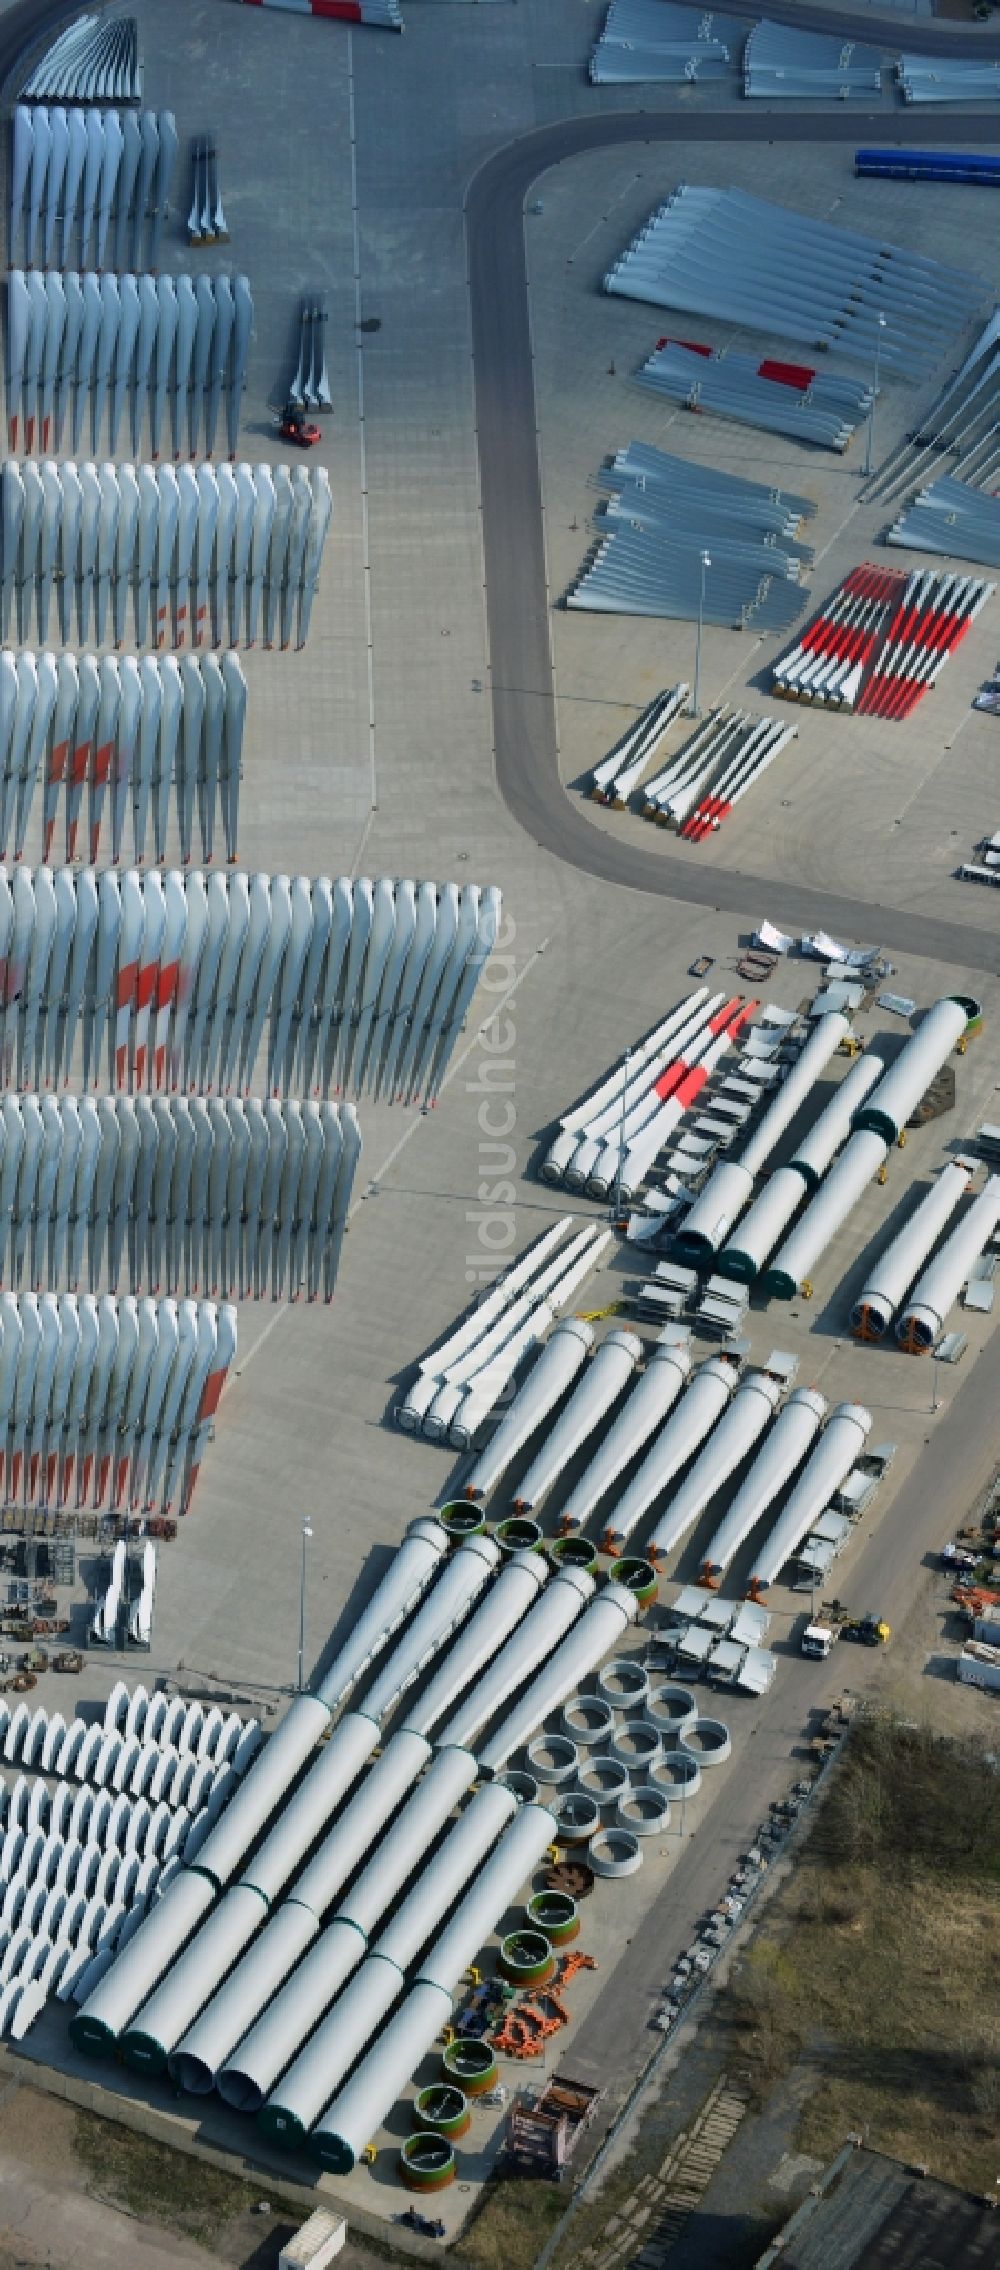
[698,0,1000,54]
[467,109,1000,976]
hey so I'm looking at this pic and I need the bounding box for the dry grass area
[461,1716,1000,2270]
[461,2179,564,2270]
[71,2110,314,2262]
[721,1715,1000,2195]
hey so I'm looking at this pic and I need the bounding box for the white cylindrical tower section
[645,1370,783,1562]
[70,1868,215,2054]
[215,1750,490,2117]
[357,1534,499,1724]
[700,1387,827,1580]
[186,1695,333,1891]
[761,1132,888,1302]
[790,1049,885,1189]
[400,1550,548,1738]
[852,997,977,1145]
[738,1014,849,1172]
[306,1803,557,2171]
[169,1902,319,2096]
[557,1335,691,1533]
[748,1403,872,1591]
[255,1782,519,2138]
[415,1800,558,1990]
[241,1712,380,1904]
[718,1051,886,1282]
[477,1584,637,1772]
[605,1356,739,1552]
[852,1159,974,1338]
[462,1319,594,1500]
[316,1517,449,1709]
[716,1166,805,1285]
[309,1980,451,2173]
[672,1162,754,1266]
[120,1883,268,2075]
[512,1328,642,1511]
[896,1176,1000,1353]
[435,1566,594,1752]
[676,1014,850,1263]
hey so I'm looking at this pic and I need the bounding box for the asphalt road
[467,107,1000,977]
[0,0,80,96]
[564,1309,1000,2131]
[701,0,1000,57]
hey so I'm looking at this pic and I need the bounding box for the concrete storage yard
[2,0,1000,2252]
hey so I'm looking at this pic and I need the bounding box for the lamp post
[692,550,711,718]
[297,1517,313,1692]
[863,312,887,480]
[612,1046,632,1223]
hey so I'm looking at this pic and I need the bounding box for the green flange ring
[442,2038,497,2095]
[413,2084,471,2139]
[494,1516,544,1554]
[498,1928,557,1987]
[400,2133,456,2192]
[549,1536,598,1572]
[527,1889,580,1945]
[612,1556,659,1605]
[439,1500,487,1540]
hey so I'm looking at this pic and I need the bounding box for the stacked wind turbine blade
[396,1218,615,1447]
[743,22,883,100]
[865,311,1000,508]
[6,274,251,462]
[10,110,175,272]
[772,564,994,719]
[287,305,332,413]
[567,442,813,633]
[0,869,499,1103]
[238,0,403,27]
[0,1291,234,1516]
[0,461,327,652]
[0,1095,360,1303]
[898,56,1000,102]
[187,146,228,245]
[855,569,995,718]
[590,0,735,84]
[640,707,797,836]
[20,17,142,104]
[636,337,873,452]
[590,684,689,804]
[539,987,755,1198]
[887,477,1000,574]
[771,566,908,711]
[0,649,246,868]
[604,186,986,377]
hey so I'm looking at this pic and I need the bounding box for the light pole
[931,1351,941,1415]
[692,550,711,717]
[863,312,887,480]
[297,1518,313,1692]
[612,1046,632,1223]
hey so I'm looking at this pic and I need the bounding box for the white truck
[958,1640,1000,1693]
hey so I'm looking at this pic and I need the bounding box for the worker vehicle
[278,407,322,448]
[802,1606,890,1657]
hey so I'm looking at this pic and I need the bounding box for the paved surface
[469,106,1000,974]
